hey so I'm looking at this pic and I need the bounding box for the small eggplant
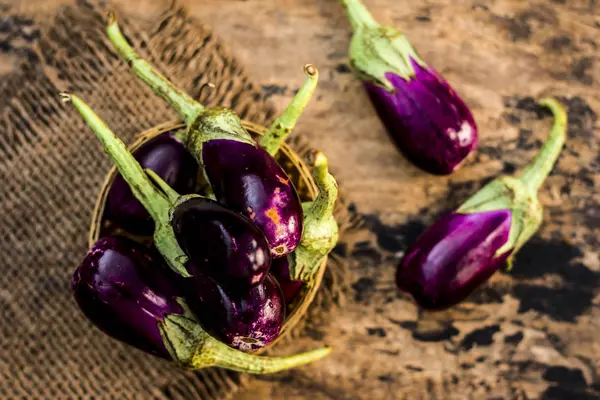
[72,236,184,359]
[339,0,477,175]
[397,210,512,310]
[171,196,271,288]
[202,139,303,258]
[104,16,320,257]
[397,98,567,310]
[184,272,285,352]
[271,257,304,308]
[107,131,199,235]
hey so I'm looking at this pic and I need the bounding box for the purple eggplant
[202,140,303,258]
[396,98,567,310]
[339,0,477,175]
[271,257,304,308]
[397,210,512,310]
[171,196,271,288]
[71,236,183,359]
[107,131,199,235]
[184,272,285,352]
[364,65,477,175]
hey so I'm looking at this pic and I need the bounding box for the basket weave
[88,120,329,349]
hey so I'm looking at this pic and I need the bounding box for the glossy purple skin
[364,58,478,175]
[184,272,285,352]
[71,236,183,359]
[171,197,271,289]
[271,257,304,310]
[202,139,303,258]
[107,132,199,235]
[396,210,512,310]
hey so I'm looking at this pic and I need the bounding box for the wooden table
[3,0,599,398]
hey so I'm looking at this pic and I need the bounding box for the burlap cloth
[0,1,355,398]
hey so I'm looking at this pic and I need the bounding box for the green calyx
[339,0,427,90]
[184,107,254,159]
[457,97,567,270]
[457,176,543,270]
[159,299,331,374]
[261,64,319,156]
[289,152,339,282]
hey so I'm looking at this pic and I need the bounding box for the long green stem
[61,93,190,277]
[61,93,168,221]
[202,338,331,374]
[162,312,331,374]
[339,0,378,31]
[106,12,204,125]
[519,97,567,193]
[261,65,319,156]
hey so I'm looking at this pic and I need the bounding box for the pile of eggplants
[64,13,339,374]
[63,0,571,376]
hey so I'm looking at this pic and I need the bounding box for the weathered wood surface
[3,0,599,399]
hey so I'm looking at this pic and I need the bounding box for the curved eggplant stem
[60,93,190,277]
[289,152,339,282]
[106,12,204,125]
[160,312,331,374]
[261,64,319,156]
[200,337,331,374]
[518,97,567,193]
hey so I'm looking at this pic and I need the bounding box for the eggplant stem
[106,12,204,125]
[307,152,338,221]
[198,337,331,374]
[518,97,567,193]
[261,64,319,156]
[145,168,180,204]
[289,152,339,282]
[61,92,190,277]
[339,0,378,31]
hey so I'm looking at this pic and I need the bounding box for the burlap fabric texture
[0,1,354,398]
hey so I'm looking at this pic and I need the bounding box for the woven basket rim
[88,119,328,354]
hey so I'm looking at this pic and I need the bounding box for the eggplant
[396,98,567,310]
[184,272,285,352]
[397,210,512,310]
[171,196,271,288]
[202,140,303,258]
[339,0,477,175]
[72,236,183,359]
[107,131,199,235]
[271,257,304,308]
[104,16,320,258]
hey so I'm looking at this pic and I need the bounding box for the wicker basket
[88,119,328,353]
